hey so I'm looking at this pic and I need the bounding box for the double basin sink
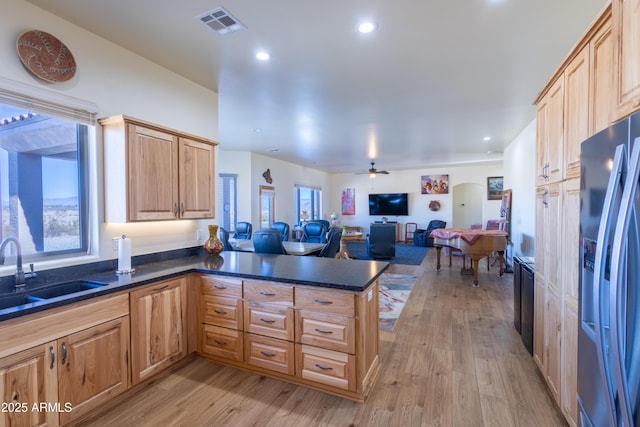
[0,280,108,311]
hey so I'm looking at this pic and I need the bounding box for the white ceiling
[26,0,608,174]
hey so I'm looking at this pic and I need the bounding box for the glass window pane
[0,103,86,259]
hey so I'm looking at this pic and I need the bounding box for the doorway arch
[452,183,483,229]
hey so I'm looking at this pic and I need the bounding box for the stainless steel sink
[0,293,35,310]
[0,280,108,311]
[27,280,108,299]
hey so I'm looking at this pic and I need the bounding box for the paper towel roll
[117,235,132,273]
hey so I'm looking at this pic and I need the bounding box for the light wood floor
[85,250,566,427]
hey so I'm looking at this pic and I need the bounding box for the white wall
[330,163,504,237]
[503,120,536,258]
[1,1,219,274]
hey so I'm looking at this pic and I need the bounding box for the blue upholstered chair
[253,228,288,254]
[271,222,290,241]
[413,220,447,247]
[233,221,252,240]
[317,227,342,258]
[315,219,331,230]
[367,223,396,259]
[301,222,327,243]
[218,226,234,251]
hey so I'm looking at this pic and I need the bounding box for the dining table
[229,238,325,256]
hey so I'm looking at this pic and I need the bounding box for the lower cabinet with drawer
[0,294,130,427]
[195,274,380,401]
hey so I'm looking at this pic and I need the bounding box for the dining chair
[253,228,288,254]
[233,221,253,240]
[301,222,327,243]
[218,226,234,251]
[317,227,342,258]
[270,222,290,241]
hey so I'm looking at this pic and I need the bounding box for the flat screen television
[368,193,409,216]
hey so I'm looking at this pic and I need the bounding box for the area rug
[345,241,429,265]
[378,273,417,332]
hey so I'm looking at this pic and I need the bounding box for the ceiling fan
[356,161,390,176]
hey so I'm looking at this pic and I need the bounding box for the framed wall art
[421,174,449,194]
[487,176,504,200]
[341,187,355,215]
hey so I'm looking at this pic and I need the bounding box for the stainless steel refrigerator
[578,111,640,426]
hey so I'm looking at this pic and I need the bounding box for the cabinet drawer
[245,334,295,376]
[295,287,355,316]
[296,310,355,354]
[199,324,243,362]
[200,275,243,298]
[296,344,355,392]
[244,280,293,305]
[244,301,294,341]
[200,295,243,330]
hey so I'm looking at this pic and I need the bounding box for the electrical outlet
[112,237,119,252]
[196,229,203,242]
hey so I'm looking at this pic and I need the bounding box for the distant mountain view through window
[0,103,87,257]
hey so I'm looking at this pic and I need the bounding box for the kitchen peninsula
[0,250,387,426]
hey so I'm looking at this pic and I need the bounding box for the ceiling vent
[196,7,246,35]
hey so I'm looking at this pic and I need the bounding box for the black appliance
[513,256,534,355]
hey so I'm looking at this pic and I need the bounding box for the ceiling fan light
[369,172,376,178]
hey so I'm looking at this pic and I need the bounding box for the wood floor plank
[83,250,566,427]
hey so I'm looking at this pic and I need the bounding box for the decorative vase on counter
[203,225,224,254]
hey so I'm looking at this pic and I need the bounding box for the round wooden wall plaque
[16,30,76,83]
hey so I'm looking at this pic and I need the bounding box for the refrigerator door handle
[610,142,640,427]
[593,143,627,427]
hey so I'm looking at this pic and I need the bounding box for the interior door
[452,183,483,228]
[260,186,275,228]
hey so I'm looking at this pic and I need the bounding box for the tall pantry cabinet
[533,5,614,427]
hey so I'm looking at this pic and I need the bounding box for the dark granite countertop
[0,251,389,322]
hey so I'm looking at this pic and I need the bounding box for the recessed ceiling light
[358,22,377,33]
[252,128,262,132]
[255,51,270,61]
[483,136,492,141]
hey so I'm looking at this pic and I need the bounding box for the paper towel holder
[116,234,136,275]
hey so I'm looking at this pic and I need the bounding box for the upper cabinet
[101,115,218,222]
[535,8,613,184]
[613,0,640,120]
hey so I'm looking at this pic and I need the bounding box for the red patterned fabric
[429,228,508,245]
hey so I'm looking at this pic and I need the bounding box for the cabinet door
[178,137,215,219]
[130,277,187,385]
[564,46,590,180]
[561,303,579,427]
[0,342,59,427]
[562,178,581,305]
[590,15,615,135]
[544,287,561,403]
[613,0,640,119]
[536,95,550,187]
[57,317,130,425]
[547,78,565,184]
[127,124,179,221]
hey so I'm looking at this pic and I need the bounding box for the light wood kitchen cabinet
[130,277,187,385]
[564,15,615,180]
[0,342,59,427]
[536,77,564,186]
[57,316,130,425]
[613,0,640,120]
[0,294,130,427]
[534,183,561,374]
[561,303,579,427]
[590,15,615,135]
[563,46,590,180]
[195,274,380,401]
[544,286,561,402]
[101,115,217,223]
